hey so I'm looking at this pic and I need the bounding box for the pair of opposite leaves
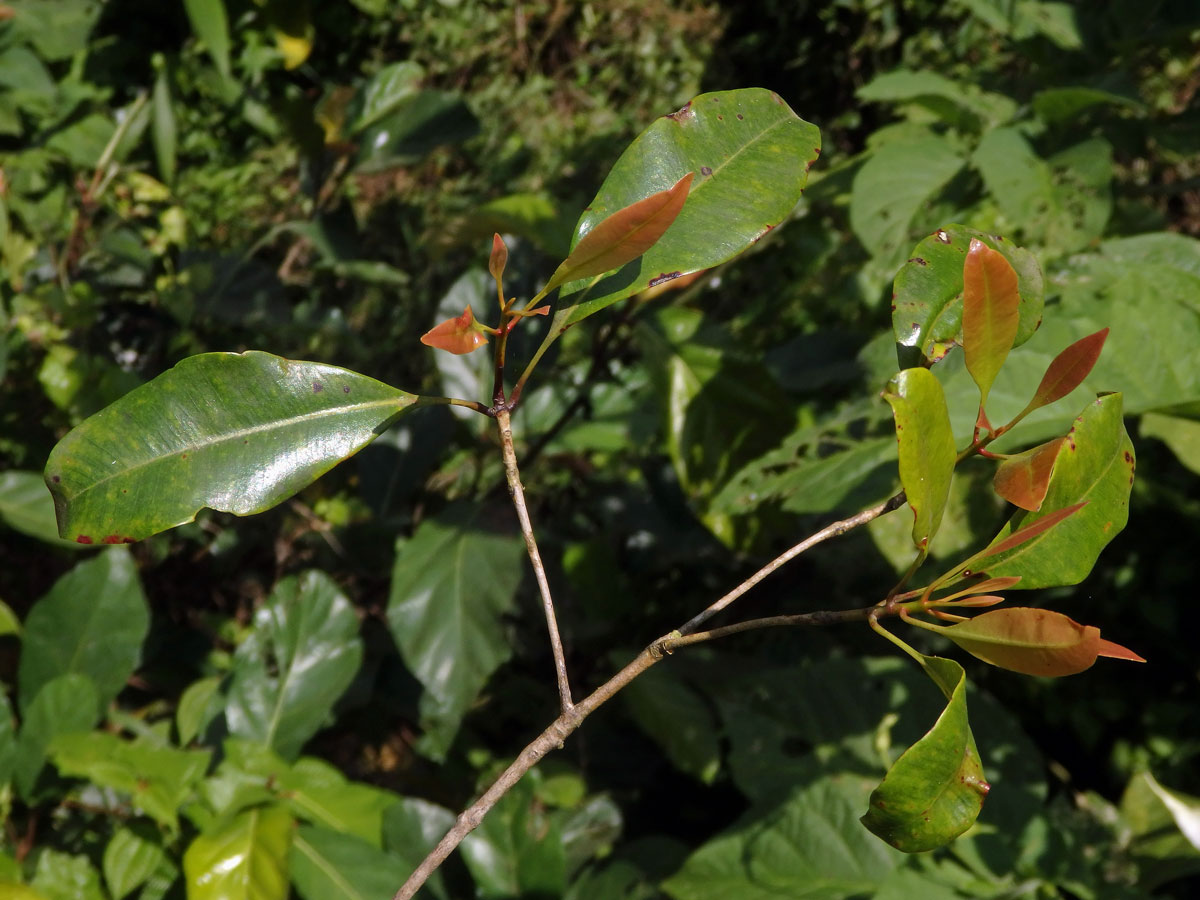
[420,173,695,354]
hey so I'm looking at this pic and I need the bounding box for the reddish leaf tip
[421,306,490,355]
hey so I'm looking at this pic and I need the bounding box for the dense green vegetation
[2,1,1199,898]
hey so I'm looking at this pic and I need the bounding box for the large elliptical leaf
[45,351,417,542]
[883,368,957,553]
[893,226,1043,368]
[183,804,291,900]
[980,393,1134,588]
[862,655,988,852]
[532,89,820,355]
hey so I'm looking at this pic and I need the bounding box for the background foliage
[2,1,1200,897]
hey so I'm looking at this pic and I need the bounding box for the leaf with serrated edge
[883,368,957,552]
[994,437,1066,511]
[543,172,694,293]
[862,655,988,852]
[963,239,1021,410]
[940,607,1144,676]
[46,352,416,542]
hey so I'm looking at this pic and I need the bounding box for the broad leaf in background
[103,826,171,900]
[387,504,524,760]
[46,351,417,542]
[344,61,424,136]
[182,0,232,81]
[892,225,1043,368]
[226,571,365,761]
[18,548,148,715]
[862,655,988,852]
[382,799,456,896]
[1120,772,1200,890]
[621,662,720,784]
[664,773,901,899]
[962,238,1020,417]
[13,674,100,800]
[542,172,694,293]
[0,470,82,547]
[993,437,1065,511]
[850,136,963,269]
[354,89,480,172]
[48,732,212,832]
[183,804,291,900]
[533,88,820,354]
[460,778,567,899]
[980,393,1134,588]
[1140,411,1200,476]
[938,607,1144,676]
[883,368,957,553]
[30,849,106,900]
[291,827,425,900]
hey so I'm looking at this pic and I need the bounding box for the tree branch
[497,408,574,712]
[676,490,907,636]
[391,492,909,900]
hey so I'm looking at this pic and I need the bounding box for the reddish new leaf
[1022,328,1109,414]
[993,437,1066,511]
[978,500,1086,559]
[963,239,1021,411]
[543,171,695,294]
[941,607,1144,677]
[488,233,508,283]
[420,306,489,355]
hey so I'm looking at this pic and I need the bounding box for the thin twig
[677,490,907,636]
[497,408,573,712]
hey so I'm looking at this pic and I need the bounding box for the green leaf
[226,571,364,761]
[1033,86,1145,124]
[0,692,16,787]
[151,64,177,185]
[622,663,720,784]
[182,0,232,81]
[664,773,901,899]
[103,826,170,900]
[18,548,148,715]
[883,368,957,553]
[48,732,211,832]
[962,239,1021,413]
[862,656,988,852]
[850,136,963,267]
[892,225,1044,369]
[382,798,455,897]
[0,470,81,548]
[535,88,820,351]
[13,674,100,800]
[183,805,292,900]
[1120,772,1200,889]
[291,828,426,900]
[857,68,1016,130]
[460,777,567,899]
[31,849,106,900]
[354,90,479,172]
[386,504,524,760]
[979,393,1134,588]
[282,756,398,846]
[177,676,223,746]
[1141,411,1200,475]
[45,351,417,542]
[348,61,424,135]
[543,172,694,293]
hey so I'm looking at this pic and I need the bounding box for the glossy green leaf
[45,351,417,543]
[281,756,398,846]
[939,607,1143,677]
[0,470,81,548]
[850,136,963,267]
[543,171,694,293]
[979,393,1134,588]
[460,777,567,899]
[103,826,170,900]
[18,548,148,715]
[963,239,1021,411]
[291,828,420,900]
[182,0,231,80]
[183,805,291,900]
[13,674,100,800]
[893,225,1044,368]
[534,88,820,352]
[386,504,524,760]
[622,663,720,784]
[862,655,988,852]
[993,437,1065,511]
[48,732,211,832]
[883,368,957,552]
[664,772,901,899]
[226,571,364,761]
[354,90,479,172]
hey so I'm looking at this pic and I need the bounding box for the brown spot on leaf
[51,475,61,483]
[664,101,693,123]
[102,535,132,544]
[737,113,745,119]
[1124,451,1133,463]
[343,385,351,394]
[76,535,93,544]
[313,381,323,393]
[648,272,683,288]
[908,257,928,266]
[700,166,713,176]
[935,229,950,243]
